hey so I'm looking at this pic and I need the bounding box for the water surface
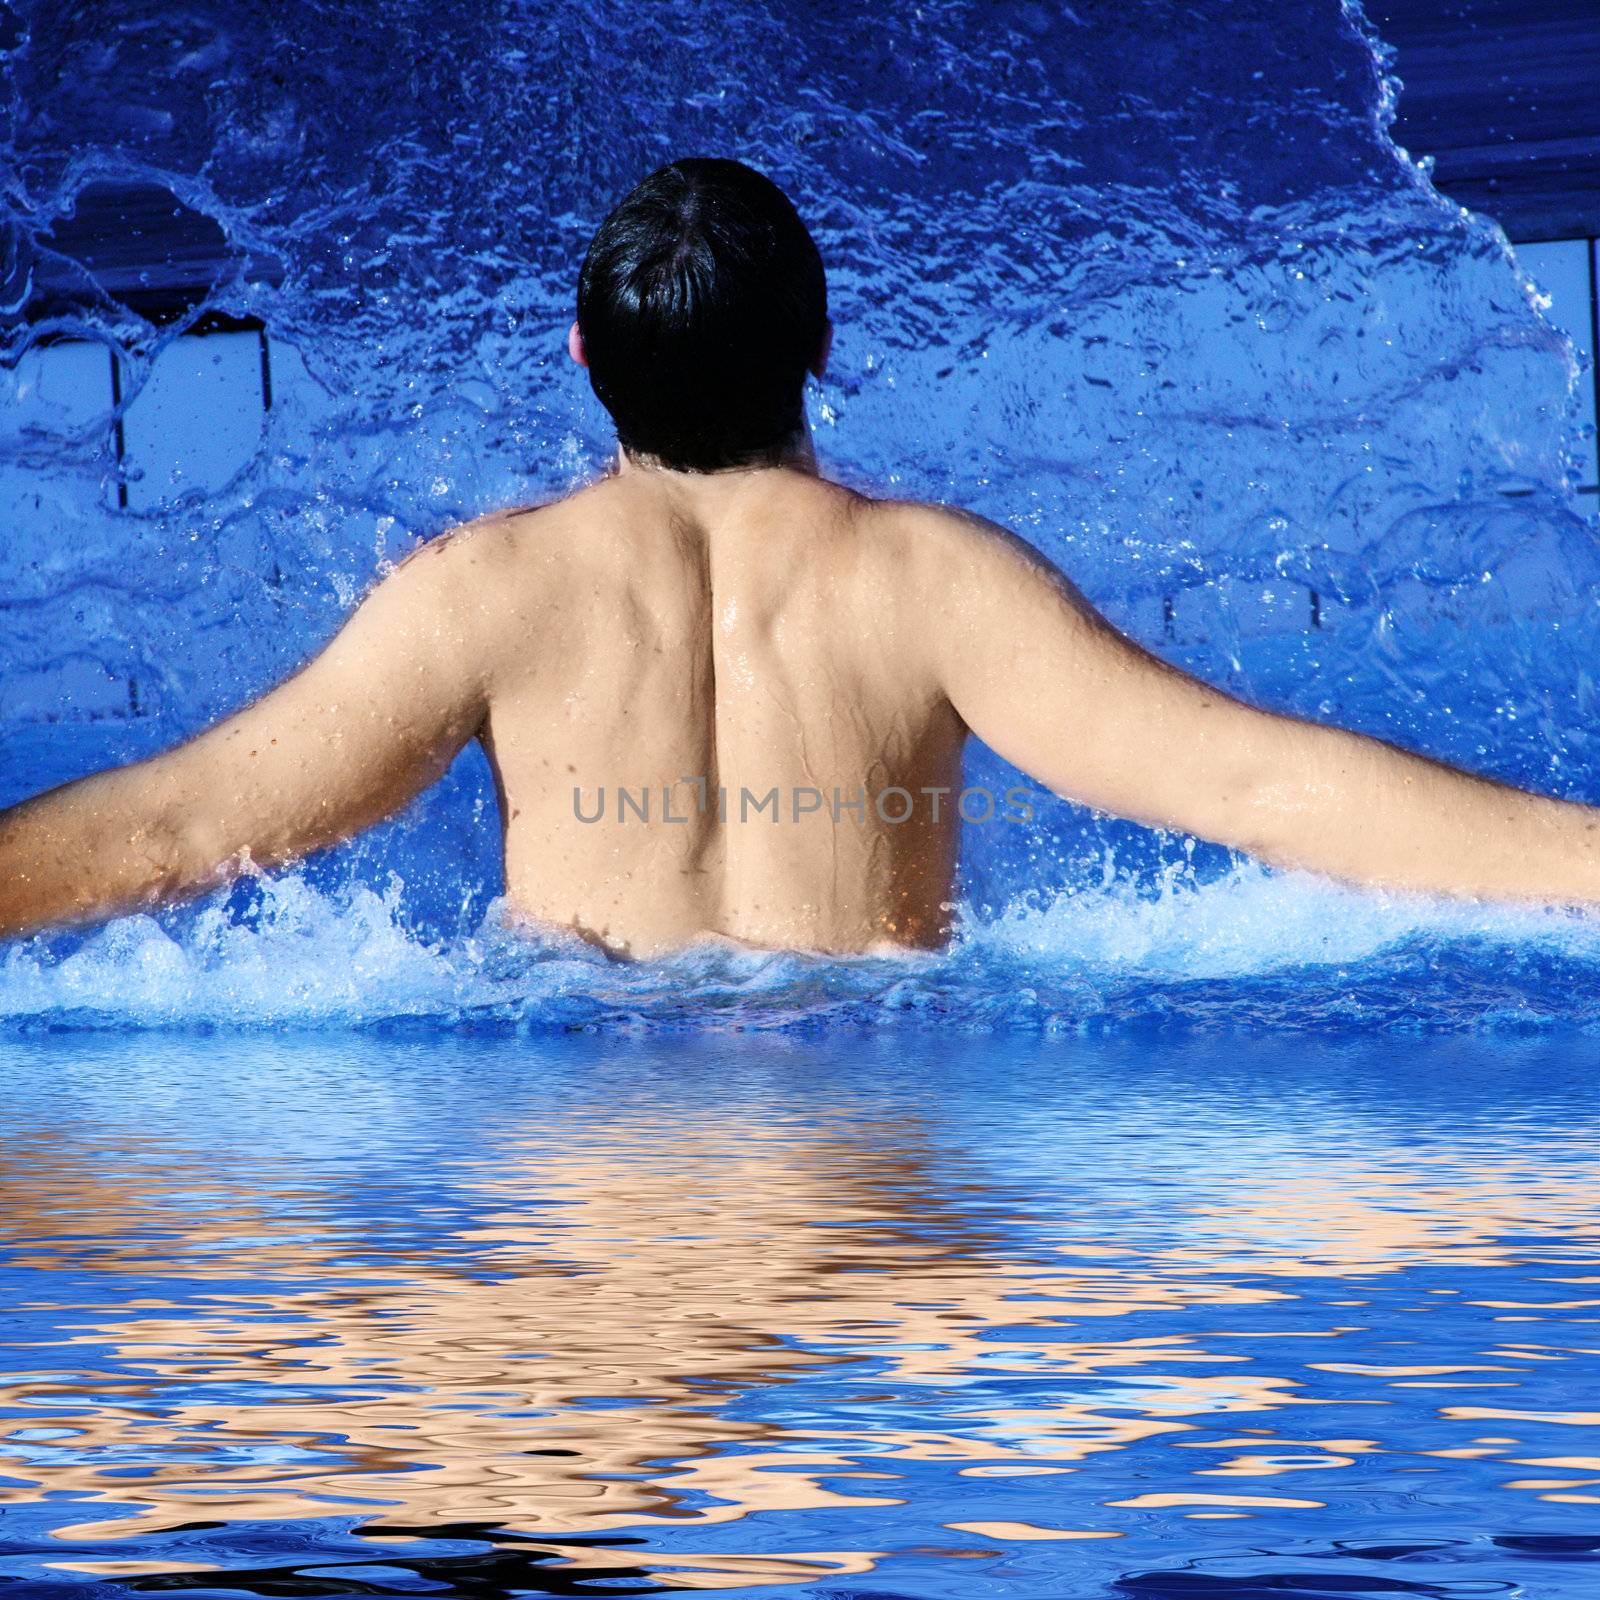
[2,1031,1598,1596]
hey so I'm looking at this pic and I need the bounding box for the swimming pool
[3,0,1600,1590]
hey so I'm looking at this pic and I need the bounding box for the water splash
[6,863,1600,1032]
[1,0,1597,1030]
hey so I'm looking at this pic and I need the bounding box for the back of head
[576,158,827,473]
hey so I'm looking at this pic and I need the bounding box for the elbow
[1188,759,1342,869]
[1224,766,1385,883]
[135,809,237,904]
[0,785,243,941]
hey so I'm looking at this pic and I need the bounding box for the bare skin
[4,381,1600,956]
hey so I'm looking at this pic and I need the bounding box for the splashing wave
[6,863,1598,1033]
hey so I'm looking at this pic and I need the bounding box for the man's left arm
[0,534,488,941]
[919,506,1600,907]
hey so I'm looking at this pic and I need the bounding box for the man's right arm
[916,506,1600,905]
[0,528,493,941]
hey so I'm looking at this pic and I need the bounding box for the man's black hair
[576,157,827,473]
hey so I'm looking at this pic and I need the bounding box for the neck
[614,426,818,480]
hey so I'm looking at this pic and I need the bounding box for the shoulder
[403,493,582,568]
[858,495,1082,602]
[380,490,598,607]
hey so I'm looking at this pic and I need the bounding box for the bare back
[469,469,966,956]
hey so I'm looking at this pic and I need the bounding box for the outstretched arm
[0,534,488,940]
[924,508,1600,904]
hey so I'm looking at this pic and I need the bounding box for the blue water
[2,1031,1600,1597]
[4,0,1600,1591]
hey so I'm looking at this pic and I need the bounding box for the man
[2,158,1597,958]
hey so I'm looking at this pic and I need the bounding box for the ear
[567,320,588,369]
[809,318,833,380]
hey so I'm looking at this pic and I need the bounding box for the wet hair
[575,157,827,472]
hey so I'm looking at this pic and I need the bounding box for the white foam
[4,863,1597,1032]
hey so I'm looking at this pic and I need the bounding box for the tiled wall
[0,330,300,747]
[3,329,271,517]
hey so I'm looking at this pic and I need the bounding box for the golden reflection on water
[2,1073,1598,1587]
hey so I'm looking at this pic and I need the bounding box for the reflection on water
[1,1033,1598,1596]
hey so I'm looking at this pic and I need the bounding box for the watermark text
[572,778,1036,826]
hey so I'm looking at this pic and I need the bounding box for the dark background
[1375,0,1598,240]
